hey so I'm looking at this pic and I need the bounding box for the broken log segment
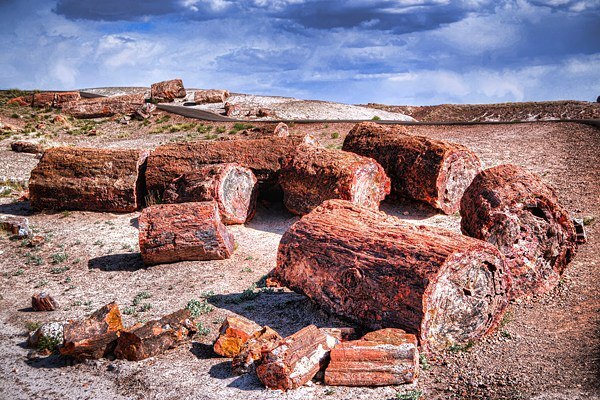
[138,201,235,265]
[29,147,149,213]
[342,122,482,214]
[31,292,59,311]
[232,326,282,375]
[162,163,258,225]
[60,302,123,360]
[62,93,146,119]
[279,144,391,215]
[194,89,230,104]
[151,79,186,102]
[460,164,578,299]
[32,92,80,108]
[213,315,262,357]
[325,328,419,386]
[114,309,197,361]
[274,199,511,352]
[256,325,338,391]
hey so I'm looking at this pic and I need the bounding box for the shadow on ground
[88,253,145,272]
[0,201,32,216]
[380,197,440,220]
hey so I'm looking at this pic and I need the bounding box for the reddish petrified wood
[320,327,358,342]
[7,96,30,106]
[151,79,186,102]
[279,144,390,215]
[29,147,149,212]
[60,302,124,359]
[32,92,80,108]
[275,199,511,352]
[213,315,262,357]
[114,309,197,361]
[343,122,482,214]
[162,163,258,225]
[231,123,289,139]
[194,89,230,104]
[325,328,419,386]
[232,326,282,375]
[460,164,578,299]
[62,94,146,118]
[11,141,44,154]
[138,201,235,265]
[256,325,338,391]
[31,292,59,311]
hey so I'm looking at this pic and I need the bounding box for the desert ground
[0,90,598,400]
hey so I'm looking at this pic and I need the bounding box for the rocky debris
[27,322,64,351]
[324,328,419,386]
[320,327,358,342]
[162,163,258,225]
[256,325,338,391]
[138,201,235,265]
[62,93,146,119]
[273,122,288,137]
[232,123,289,139]
[29,147,149,213]
[213,315,262,357]
[7,96,30,106]
[151,79,186,102]
[52,114,72,128]
[275,199,512,353]
[60,302,124,360]
[133,102,156,120]
[0,215,32,237]
[224,102,242,117]
[343,122,482,214]
[194,89,230,104]
[114,309,197,361]
[232,326,282,375]
[279,144,391,215]
[256,108,273,117]
[460,164,578,299]
[10,141,44,154]
[31,292,59,311]
[572,218,587,244]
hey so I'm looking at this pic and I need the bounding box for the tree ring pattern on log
[438,151,481,214]
[218,166,258,224]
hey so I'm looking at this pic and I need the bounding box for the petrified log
[138,201,235,265]
[31,292,59,311]
[325,328,418,386]
[60,302,123,359]
[343,122,482,214]
[31,92,81,108]
[213,315,262,357]
[224,102,242,117]
[233,123,289,139]
[460,164,578,299]
[256,325,338,391]
[0,215,32,237]
[29,147,149,212]
[11,140,44,154]
[279,144,390,215]
[151,79,186,102]
[7,96,30,106]
[162,163,258,225]
[114,309,197,361]
[320,327,358,342]
[28,322,64,350]
[275,199,511,352]
[194,89,230,104]
[232,326,282,375]
[62,93,146,118]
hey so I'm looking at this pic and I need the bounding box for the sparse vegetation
[195,321,211,336]
[37,335,61,352]
[49,265,70,274]
[371,115,381,120]
[215,126,226,134]
[186,298,214,317]
[155,115,171,124]
[419,353,431,370]
[448,341,474,352]
[583,216,595,226]
[330,132,339,139]
[25,321,42,332]
[50,252,68,264]
[132,291,152,306]
[396,390,422,400]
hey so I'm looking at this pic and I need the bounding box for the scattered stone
[232,326,282,375]
[27,321,64,350]
[133,102,156,120]
[572,218,587,244]
[273,122,289,137]
[35,122,46,130]
[31,292,59,311]
[320,327,358,342]
[27,235,45,247]
[10,141,44,154]
[224,102,242,117]
[194,89,230,104]
[213,315,262,357]
[52,115,71,128]
[0,215,32,237]
[118,116,131,125]
[257,108,273,118]
[7,96,30,106]
[151,79,186,102]
[62,94,146,119]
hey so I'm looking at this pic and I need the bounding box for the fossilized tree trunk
[213,315,262,357]
[342,122,481,214]
[194,89,230,104]
[151,79,186,102]
[460,164,578,299]
[274,199,511,352]
[62,93,146,118]
[232,326,282,375]
[31,292,59,311]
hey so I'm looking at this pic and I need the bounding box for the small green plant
[228,284,260,304]
[50,252,68,264]
[241,267,253,273]
[324,388,336,395]
[13,268,24,276]
[186,298,214,317]
[371,115,381,120]
[448,341,474,352]
[25,321,42,332]
[11,113,20,118]
[231,122,254,132]
[583,216,595,226]
[139,303,152,312]
[330,132,339,139]
[195,321,211,336]
[34,279,48,288]
[60,210,72,218]
[155,115,171,124]
[197,124,213,134]
[396,390,422,400]
[500,311,512,328]
[37,335,61,352]
[204,133,219,140]
[419,353,431,370]
[123,306,136,315]
[49,265,70,274]
[132,291,152,306]
[93,240,104,246]
[500,330,512,339]
[215,126,226,134]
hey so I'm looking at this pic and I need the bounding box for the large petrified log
[194,89,230,104]
[62,93,146,118]
[325,328,419,386]
[138,201,235,265]
[29,147,149,212]
[232,326,282,375]
[7,92,80,108]
[11,140,44,154]
[162,163,258,225]
[460,164,578,299]
[274,199,511,352]
[279,144,390,215]
[31,292,59,311]
[213,315,262,357]
[342,122,481,214]
[114,309,197,361]
[256,325,338,391]
[60,302,123,359]
[151,79,186,102]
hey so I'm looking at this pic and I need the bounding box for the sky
[0,0,598,105]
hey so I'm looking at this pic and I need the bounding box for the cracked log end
[232,326,282,375]
[213,315,262,357]
[460,164,578,299]
[151,79,186,102]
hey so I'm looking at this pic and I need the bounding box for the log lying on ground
[274,199,511,352]
[230,123,289,139]
[256,325,338,391]
[194,89,230,104]
[29,147,149,212]
[213,315,262,357]
[138,201,235,265]
[232,326,282,375]
[62,93,146,118]
[162,163,258,225]
[31,292,59,311]
[151,79,186,102]
[7,92,80,108]
[11,140,44,154]
[279,144,390,215]
[343,122,481,214]
[460,164,578,299]
[60,302,123,359]
[325,328,419,386]
[114,309,197,361]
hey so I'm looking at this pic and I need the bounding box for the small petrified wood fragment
[31,292,59,311]
[114,309,197,361]
[256,325,338,391]
[151,79,186,102]
[194,89,230,104]
[460,164,578,299]
[29,147,148,212]
[232,326,282,375]
[279,144,390,215]
[275,199,511,352]
[62,93,146,119]
[138,201,235,265]
[11,141,44,154]
[0,215,32,237]
[320,327,358,342]
[213,315,262,357]
[343,122,481,214]
[60,302,123,359]
[162,163,258,225]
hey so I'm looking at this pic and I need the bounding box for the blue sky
[0,0,598,105]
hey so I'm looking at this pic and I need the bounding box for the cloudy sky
[0,0,598,105]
